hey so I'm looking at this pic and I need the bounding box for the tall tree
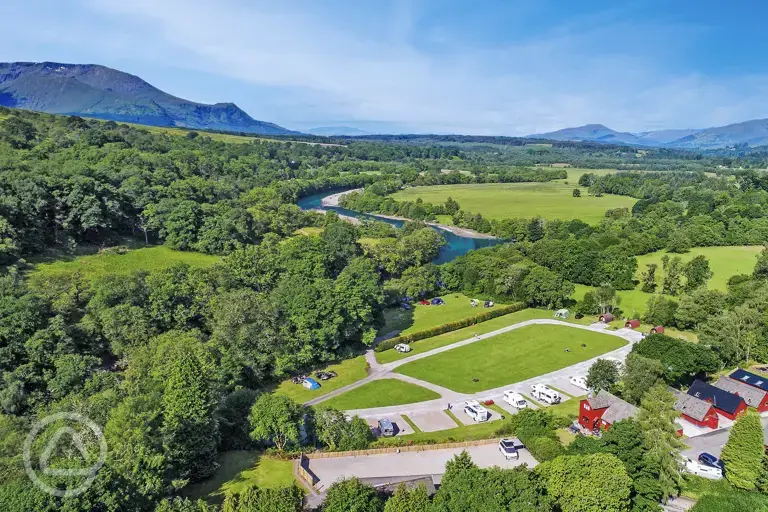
[622,353,664,405]
[721,410,765,490]
[323,478,384,512]
[661,256,683,296]
[682,255,713,291]
[586,359,620,393]
[637,385,683,501]
[248,394,303,451]
[594,282,619,314]
[640,263,657,293]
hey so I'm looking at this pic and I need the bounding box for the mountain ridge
[0,62,295,135]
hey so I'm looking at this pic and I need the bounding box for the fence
[303,438,498,459]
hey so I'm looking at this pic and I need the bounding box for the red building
[715,376,768,412]
[579,390,639,431]
[674,391,719,429]
[624,319,640,329]
[688,379,747,420]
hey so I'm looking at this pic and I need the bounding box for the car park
[698,452,724,470]
[503,391,528,409]
[498,438,519,460]
[464,400,490,422]
[530,384,561,405]
[394,343,412,353]
[569,376,589,391]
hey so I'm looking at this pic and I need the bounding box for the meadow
[396,324,625,393]
[391,181,636,224]
[322,378,440,410]
[274,356,369,403]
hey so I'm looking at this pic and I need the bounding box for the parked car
[315,371,337,380]
[503,391,528,409]
[464,400,490,422]
[683,457,722,480]
[498,438,519,460]
[378,418,395,437]
[431,297,445,305]
[530,384,561,405]
[419,300,430,306]
[569,376,589,391]
[698,452,724,470]
[394,343,412,353]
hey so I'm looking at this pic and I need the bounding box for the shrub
[375,302,526,352]
[528,436,565,462]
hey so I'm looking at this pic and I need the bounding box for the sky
[3,0,768,135]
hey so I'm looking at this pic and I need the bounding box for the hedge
[375,302,526,352]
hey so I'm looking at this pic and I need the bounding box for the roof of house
[586,390,638,424]
[688,379,746,415]
[672,388,715,421]
[729,369,768,393]
[714,376,768,407]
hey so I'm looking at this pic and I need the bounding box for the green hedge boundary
[375,302,526,353]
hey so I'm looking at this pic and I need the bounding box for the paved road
[681,415,768,459]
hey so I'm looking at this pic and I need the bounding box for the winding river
[297,190,505,264]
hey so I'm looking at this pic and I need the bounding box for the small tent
[302,378,321,391]
[554,309,570,319]
[599,313,614,323]
[624,319,641,329]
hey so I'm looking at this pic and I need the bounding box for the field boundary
[302,438,497,459]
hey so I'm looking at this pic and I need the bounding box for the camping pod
[599,313,614,323]
[650,325,664,334]
[624,319,640,329]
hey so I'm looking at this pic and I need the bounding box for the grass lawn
[376,308,553,364]
[293,226,323,236]
[322,379,440,410]
[274,356,369,403]
[546,396,585,419]
[28,245,219,288]
[182,451,298,502]
[377,293,503,337]
[391,182,636,225]
[396,324,626,393]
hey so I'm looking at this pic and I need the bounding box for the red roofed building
[714,376,768,413]
[673,390,719,429]
[579,390,639,431]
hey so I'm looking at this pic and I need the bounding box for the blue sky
[3,0,768,134]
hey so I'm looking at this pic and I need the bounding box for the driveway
[681,415,768,459]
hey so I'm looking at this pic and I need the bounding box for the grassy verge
[681,475,768,511]
[402,415,422,433]
[182,451,299,503]
[372,417,507,447]
[444,409,463,427]
[396,324,626,393]
[322,379,440,410]
[274,356,369,403]
[546,396,585,419]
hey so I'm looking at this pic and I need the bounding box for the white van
[530,384,562,405]
[464,400,490,422]
[503,391,528,409]
[683,457,723,480]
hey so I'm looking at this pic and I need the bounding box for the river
[297,190,505,264]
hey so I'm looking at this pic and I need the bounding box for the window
[583,404,591,411]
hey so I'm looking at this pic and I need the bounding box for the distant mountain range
[307,126,371,136]
[0,62,294,135]
[528,120,768,149]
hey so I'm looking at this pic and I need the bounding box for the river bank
[321,189,363,207]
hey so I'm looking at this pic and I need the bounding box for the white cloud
[22,0,768,133]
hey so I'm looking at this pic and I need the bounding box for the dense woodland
[1,107,768,510]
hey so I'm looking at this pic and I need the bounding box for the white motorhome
[464,400,490,422]
[530,384,562,405]
[503,391,528,409]
[682,457,723,480]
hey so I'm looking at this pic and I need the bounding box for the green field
[396,324,626,393]
[376,308,553,364]
[322,378,440,410]
[636,246,762,291]
[183,451,298,502]
[378,293,502,337]
[275,356,369,403]
[391,182,636,224]
[29,245,219,287]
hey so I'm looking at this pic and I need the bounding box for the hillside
[0,61,293,134]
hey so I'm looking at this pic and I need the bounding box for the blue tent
[431,297,444,305]
[302,378,321,390]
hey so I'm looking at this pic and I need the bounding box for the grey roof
[672,388,714,421]
[714,376,767,407]
[587,390,639,424]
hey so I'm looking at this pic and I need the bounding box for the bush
[528,436,565,462]
[375,302,526,352]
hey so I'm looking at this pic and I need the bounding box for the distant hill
[528,120,768,149]
[308,126,371,136]
[0,62,294,135]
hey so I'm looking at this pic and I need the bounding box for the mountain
[528,119,768,149]
[308,126,371,136]
[0,62,294,135]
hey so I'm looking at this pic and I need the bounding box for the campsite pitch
[395,324,625,393]
[322,378,440,410]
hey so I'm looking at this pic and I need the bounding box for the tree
[384,483,432,512]
[572,189,581,198]
[632,334,719,384]
[661,256,683,295]
[322,220,361,275]
[721,410,765,490]
[248,394,303,451]
[683,255,712,291]
[643,295,678,327]
[594,282,619,314]
[700,305,760,365]
[323,478,384,512]
[637,385,683,501]
[753,247,768,279]
[640,263,657,293]
[314,407,372,451]
[444,197,460,215]
[576,291,599,316]
[674,289,726,330]
[521,266,574,308]
[586,358,620,393]
[622,353,664,405]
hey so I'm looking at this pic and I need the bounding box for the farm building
[650,326,664,334]
[599,313,614,323]
[687,379,747,420]
[714,376,768,412]
[729,369,768,393]
[673,390,719,429]
[578,390,639,431]
[624,319,640,329]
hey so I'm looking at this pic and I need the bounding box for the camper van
[503,391,528,409]
[378,418,395,437]
[464,400,491,422]
[530,384,561,405]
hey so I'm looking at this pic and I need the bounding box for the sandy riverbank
[310,208,361,225]
[321,188,363,207]
[370,214,497,240]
